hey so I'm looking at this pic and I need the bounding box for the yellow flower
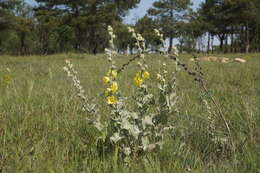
[142,71,150,80]
[111,70,117,78]
[3,74,12,84]
[107,70,117,79]
[136,71,141,78]
[102,76,110,84]
[134,76,143,87]
[110,82,118,93]
[107,96,117,105]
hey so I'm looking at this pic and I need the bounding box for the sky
[124,0,204,24]
[26,0,204,24]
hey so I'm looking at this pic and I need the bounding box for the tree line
[0,0,259,55]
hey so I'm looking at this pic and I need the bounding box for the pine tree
[148,0,192,53]
[34,0,140,54]
[135,15,161,52]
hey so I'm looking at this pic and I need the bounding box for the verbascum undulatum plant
[64,25,235,161]
[63,60,102,130]
[64,26,178,161]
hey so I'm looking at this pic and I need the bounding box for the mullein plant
[64,26,179,161]
[168,52,233,154]
[154,29,179,116]
[63,59,101,129]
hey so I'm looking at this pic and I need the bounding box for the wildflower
[107,70,117,79]
[108,31,113,36]
[102,76,110,84]
[173,46,179,56]
[111,70,117,78]
[65,59,70,64]
[63,66,68,72]
[107,57,112,62]
[154,29,160,36]
[157,74,162,81]
[137,34,144,41]
[108,25,113,32]
[142,71,150,80]
[128,27,134,33]
[110,82,118,93]
[109,40,113,45]
[134,76,143,87]
[135,71,141,78]
[107,96,117,105]
[3,74,12,84]
[123,147,131,156]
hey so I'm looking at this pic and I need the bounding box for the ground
[0,53,259,172]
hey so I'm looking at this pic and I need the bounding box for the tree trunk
[207,32,210,53]
[39,27,49,55]
[198,37,201,53]
[219,37,224,53]
[19,32,26,55]
[224,34,228,54]
[246,22,250,53]
[231,28,234,53]
[75,25,82,52]
[168,7,174,54]
[130,44,133,55]
[179,39,184,53]
[168,36,173,53]
[257,24,260,52]
[211,35,214,54]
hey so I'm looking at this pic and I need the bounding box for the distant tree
[198,0,260,53]
[34,8,60,54]
[13,1,34,55]
[148,0,192,53]
[0,0,18,31]
[135,15,161,52]
[112,22,133,54]
[0,0,35,55]
[34,0,141,54]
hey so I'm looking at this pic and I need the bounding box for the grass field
[0,53,259,172]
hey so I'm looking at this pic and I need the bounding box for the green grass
[0,53,259,172]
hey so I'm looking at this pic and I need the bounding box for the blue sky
[124,0,204,24]
[26,0,204,24]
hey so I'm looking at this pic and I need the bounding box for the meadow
[0,53,259,172]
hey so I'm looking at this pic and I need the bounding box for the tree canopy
[0,0,260,55]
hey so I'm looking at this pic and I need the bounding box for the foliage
[199,0,260,53]
[135,15,161,51]
[34,0,140,54]
[1,0,260,55]
[147,0,192,52]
